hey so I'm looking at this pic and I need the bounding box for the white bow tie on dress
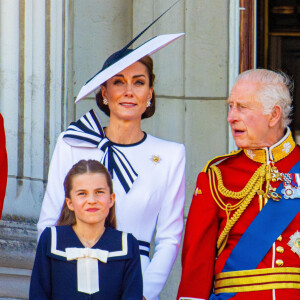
[65,247,109,295]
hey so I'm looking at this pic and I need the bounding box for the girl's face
[101,62,153,122]
[66,173,115,227]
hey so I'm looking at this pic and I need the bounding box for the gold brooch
[287,231,300,257]
[151,155,161,164]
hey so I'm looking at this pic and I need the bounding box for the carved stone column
[0,0,71,298]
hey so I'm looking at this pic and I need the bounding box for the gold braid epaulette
[208,164,268,256]
[202,149,243,173]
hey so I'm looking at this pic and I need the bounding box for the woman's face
[66,173,115,228]
[101,62,153,122]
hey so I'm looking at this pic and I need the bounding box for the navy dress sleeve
[121,234,143,300]
[29,227,52,299]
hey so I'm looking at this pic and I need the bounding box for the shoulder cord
[208,164,268,256]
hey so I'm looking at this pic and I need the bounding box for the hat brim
[75,33,185,103]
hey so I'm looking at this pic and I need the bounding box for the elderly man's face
[227,80,274,149]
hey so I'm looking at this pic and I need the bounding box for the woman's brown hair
[96,54,156,119]
[57,159,116,229]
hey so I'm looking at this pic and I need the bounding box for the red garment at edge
[0,114,8,219]
[177,132,300,300]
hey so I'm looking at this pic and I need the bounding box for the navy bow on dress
[63,110,138,193]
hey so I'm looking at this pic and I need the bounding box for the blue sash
[210,160,300,300]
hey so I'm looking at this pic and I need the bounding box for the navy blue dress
[29,226,143,299]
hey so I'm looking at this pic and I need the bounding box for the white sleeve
[143,144,186,300]
[37,133,75,239]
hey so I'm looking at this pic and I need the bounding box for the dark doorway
[257,0,300,143]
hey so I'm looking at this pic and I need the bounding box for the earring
[147,101,151,108]
[103,98,108,105]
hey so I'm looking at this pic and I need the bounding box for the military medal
[287,231,300,257]
[266,186,281,201]
[281,173,300,199]
[262,163,282,204]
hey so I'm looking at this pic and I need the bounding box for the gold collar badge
[243,129,295,164]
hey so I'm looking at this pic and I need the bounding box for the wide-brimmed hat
[75,33,184,103]
[75,0,184,103]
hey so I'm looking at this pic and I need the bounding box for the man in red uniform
[0,113,8,219]
[177,69,300,300]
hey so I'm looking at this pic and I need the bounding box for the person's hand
[143,297,146,300]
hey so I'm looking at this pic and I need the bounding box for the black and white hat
[75,0,184,103]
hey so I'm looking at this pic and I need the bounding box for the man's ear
[269,105,282,128]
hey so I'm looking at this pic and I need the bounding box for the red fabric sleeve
[0,114,8,219]
[177,172,219,300]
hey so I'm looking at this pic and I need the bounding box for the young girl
[29,160,143,299]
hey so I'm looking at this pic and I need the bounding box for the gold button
[276,259,284,267]
[277,235,282,241]
[276,246,284,253]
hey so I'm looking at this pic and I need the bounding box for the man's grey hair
[235,69,293,128]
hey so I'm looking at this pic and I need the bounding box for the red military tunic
[177,129,300,300]
[0,114,8,219]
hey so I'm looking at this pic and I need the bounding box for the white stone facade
[0,0,232,298]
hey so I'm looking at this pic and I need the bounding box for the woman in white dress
[37,33,185,300]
